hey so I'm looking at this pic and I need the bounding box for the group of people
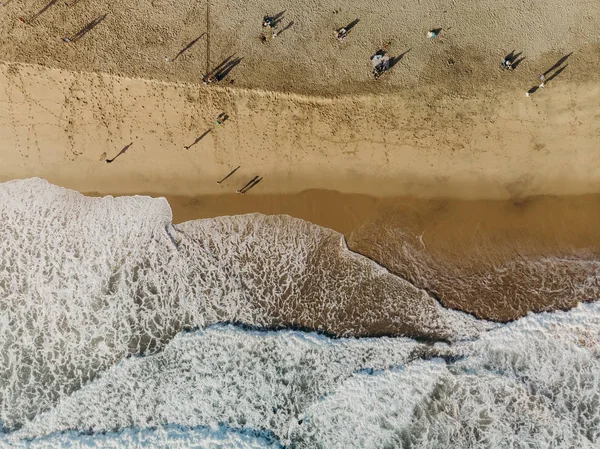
[261,15,280,40]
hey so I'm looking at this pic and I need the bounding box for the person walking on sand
[237,176,258,194]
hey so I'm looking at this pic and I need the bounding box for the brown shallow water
[118,190,600,322]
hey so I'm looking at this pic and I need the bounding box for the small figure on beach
[335,28,347,43]
[202,73,216,85]
[500,51,524,71]
[261,12,287,39]
[263,16,275,29]
[334,19,359,44]
[216,112,228,125]
[427,28,441,39]
[63,37,72,43]
[500,57,513,70]
[371,43,391,80]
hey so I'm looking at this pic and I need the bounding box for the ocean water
[0,179,598,448]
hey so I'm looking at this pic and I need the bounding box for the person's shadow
[184,129,211,149]
[29,0,58,23]
[270,10,286,27]
[543,52,573,77]
[275,21,294,37]
[545,64,568,83]
[389,48,411,69]
[72,14,108,42]
[105,142,132,163]
[214,57,243,81]
[173,33,206,61]
[343,18,359,33]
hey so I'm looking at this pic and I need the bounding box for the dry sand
[2,63,600,199]
[1,0,600,321]
[1,0,599,94]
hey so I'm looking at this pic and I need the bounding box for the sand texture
[1,0,599,94]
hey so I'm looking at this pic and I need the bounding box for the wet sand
[92,189,600,323]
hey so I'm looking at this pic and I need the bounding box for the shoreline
[83,187,600,323]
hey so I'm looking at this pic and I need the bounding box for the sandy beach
[1,0,600,321]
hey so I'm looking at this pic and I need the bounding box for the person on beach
[500,57,513,70]
[335,28,347,43]
[202,74,216,85]
[427,29,440,39]
[263,16,275,29]
[216,112,227,125]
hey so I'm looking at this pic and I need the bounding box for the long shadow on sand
[72,14,108,42]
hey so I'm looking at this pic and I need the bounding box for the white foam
[12,327,419,442]
[0,425,280,449]
[0,179,490,429]
[2,179,598,448]
[7,303,599,448]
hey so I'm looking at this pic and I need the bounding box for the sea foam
[0,179,490,430]
[4,302,599,448]
[0,179,598,448]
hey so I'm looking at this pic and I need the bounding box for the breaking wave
[0,178,598,448]
[3,303,600,448]
[0,178,489,430]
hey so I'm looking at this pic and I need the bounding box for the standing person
[500,57,513,70]
[216,112,227,125]
[335,28,347,43]
[263,16,274,29]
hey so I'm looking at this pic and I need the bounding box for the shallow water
[0,179,598,448]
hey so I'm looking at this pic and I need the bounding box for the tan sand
[1,0,600,322]
[2,63,600,200]
[1,0,599,94]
